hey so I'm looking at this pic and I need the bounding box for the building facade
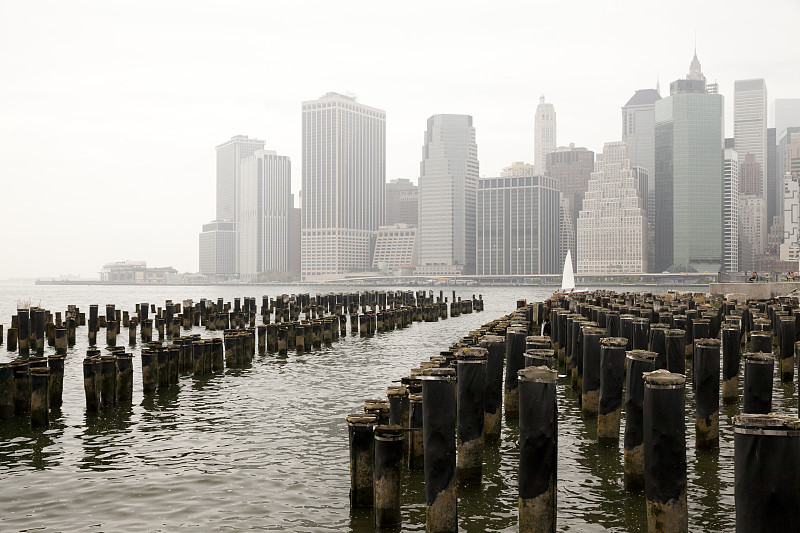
[654,53,724,272]
[775,99,800,142]
[385,178,418,226]
[622,88,661,192]
[781,172,800,262]
[723,149,740,272]
[301,92,386,280]
[558,197,575,271]
[417,114,478,275]
[546,144,595,248]
[476,173,560,275]
[534,96,556,173]
[198,220,236,278]
[576,142,647,274]
[372,224,417,270]
[238,150,292,281]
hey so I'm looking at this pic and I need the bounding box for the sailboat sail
[561,250,575,292]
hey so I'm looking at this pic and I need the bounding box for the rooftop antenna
[656,76,661,95]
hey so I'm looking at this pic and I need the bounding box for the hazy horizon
[2,0,798,278]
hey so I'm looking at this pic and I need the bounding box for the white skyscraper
[776,99,800,139]
[417,114,478,275]
[216,135,266,222]
[723,149,740,273]
[301,92,386,280]
[534,96,556,173]
[622,89,661,193]
[739,196,766,271]
[576,142,646,274]
[734,79,768,199]
[238,149,291,281]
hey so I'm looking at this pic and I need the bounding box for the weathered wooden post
[598,337,627,443]
[742,352,774,414]
[518,365,557,533]
[644,370,687,532]
[346,413,377,508]
[624,350,657,490]
[47,354,65,409]
[422,372,457,533]
[505,327,527,419]
[457,347,486,484]
[29,367,50,428]
[694,339,720,448]
[373,424,405,530]
[722,325,741,404]
[734,414,800,532]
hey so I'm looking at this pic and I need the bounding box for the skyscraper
[723,149,740,273]
[576,142,647,274]
[534,96,556,173]
[476,170,560,275]
[301,92,386,280]
[199,135,266,278]
[767,127,777,232]
[546,144,594,252]
[216,135,266,222]
[622,88,661,190]
[238,149,292,281]
[735,79,768,248]
[417,114,478,275]
[655,52,724,272]
[775,99,800,140]
[385,178,419,226]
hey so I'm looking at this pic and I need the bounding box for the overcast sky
[1,0,798,279]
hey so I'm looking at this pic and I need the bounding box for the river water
[0,283,793,532]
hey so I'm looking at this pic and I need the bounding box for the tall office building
[199,135,266,278]
[576,142,647,274]
[385,178,418,226]
[735,79,768,248]
[767,128,777,232]
[778,128,800,206]
[237,149,292,281]
[622,88,661,191]
[655,52,724,272]
[559,197,575,271]
[547,144,595,243]
[723,150,740,273]
[775,99,800,141]
[535,96,556,173]
[417,114,478,275]
[216,135,267,222]
[372,224,417,269]
[476,172,560,275]
[198,220,236,278]
[301,92,386,280]
[739,196,766,271]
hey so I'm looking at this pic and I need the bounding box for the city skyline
[1,0,799,278]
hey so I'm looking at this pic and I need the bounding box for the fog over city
[1,0,798,279]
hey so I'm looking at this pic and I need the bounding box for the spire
[687,50,705,81]
[656,76,661,96]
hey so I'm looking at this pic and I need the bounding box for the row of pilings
[0,290,484,429]
[348,291,800,532]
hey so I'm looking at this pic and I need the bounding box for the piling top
[363,399,390,412]
[643,369,685,387]
[408,393,423,402]
[693,318,711,324]
[733,413,800,435]
[600,337,628,348]
[626,350,658,362]
[695,338,721,348]
[346,413,377,426]
[458,347,488,360]
[632,317,650,324]
[525,348,555,357]
[743,352,775,363]
[665,329,686,337]
[583,327,606,336]
[518,365,557,383]
[751,330,772,337]
[526,335,550,343]
[619,314,636,320]
[421,367,456,378]
[374,424,405,441]
[386,386,407,398]
[650,323,670,330]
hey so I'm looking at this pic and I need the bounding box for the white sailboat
[556,250,587,295]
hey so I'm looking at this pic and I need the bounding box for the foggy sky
[1,0,798,279]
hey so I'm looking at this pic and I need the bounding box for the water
[0,283,793,531]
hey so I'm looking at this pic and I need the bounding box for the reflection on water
[0,284,775,531]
